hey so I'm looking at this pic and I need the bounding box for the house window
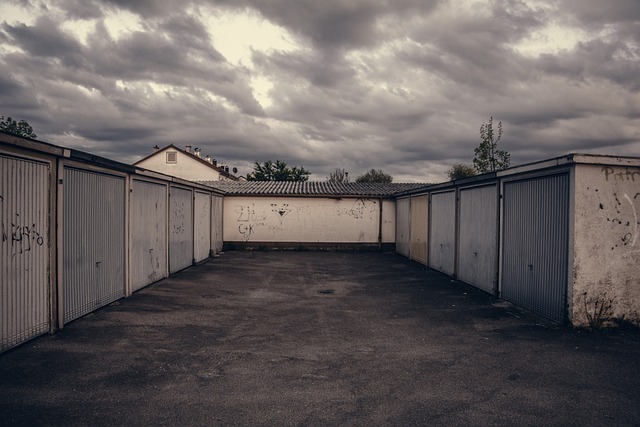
[166,151,177,164]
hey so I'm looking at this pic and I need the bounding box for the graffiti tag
[601,166,640,182]
[605,192,640,257]
[1,197,45,258]
[271,203,291,225]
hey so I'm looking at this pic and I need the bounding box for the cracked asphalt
[1,251,639,426]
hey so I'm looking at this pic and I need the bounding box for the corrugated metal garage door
[193,191,211,263]
[457,185,498,294]
[429,191,456,275]
[130,179,168,292]
[211,195,223,254]
[63,168,125,323]
[501,174,569,322]
[169,186,193,273]
[1,155,50,352]
[395,197,410,257]
[410,195,428,265]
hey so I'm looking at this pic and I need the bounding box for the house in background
[134,144,240,181]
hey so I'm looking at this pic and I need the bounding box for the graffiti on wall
[601,166,640,182]
[605,192,640,256]
[0,195,45,258]
[595,167,640,257]
[237,204,268,223]
[233,199,377,241]
[271,203,291,225]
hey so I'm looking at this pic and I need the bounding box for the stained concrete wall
[572,162,640,326]
[223,196,395,247]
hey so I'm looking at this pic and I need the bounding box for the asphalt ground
[1,251,639,426]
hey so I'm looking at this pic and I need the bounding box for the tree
[327,168,349,183]
[0,116,37,139]
[447,164,477,181]
[355,169,393,183]
[247,160,310,181]
[473,116,510,173]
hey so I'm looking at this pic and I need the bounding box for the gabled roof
[198,181,429,197]
[133,144,239,180]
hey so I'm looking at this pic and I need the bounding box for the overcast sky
[1,1,639,182]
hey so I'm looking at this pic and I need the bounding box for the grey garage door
[501,174,569,322]
[63,168,125,323]
[458,185,498,294]
[1,155,50,351]
[429,191,456,276]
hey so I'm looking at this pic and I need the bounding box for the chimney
[195,148,201,158]
[212,159,217,167]
[185,145,192,153]
[205,155,212,164]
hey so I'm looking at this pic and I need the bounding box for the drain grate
[318,289,335,295]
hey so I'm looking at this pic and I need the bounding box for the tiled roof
[198,181,429,197]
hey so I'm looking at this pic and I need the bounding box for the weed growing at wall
[583,291,614,330]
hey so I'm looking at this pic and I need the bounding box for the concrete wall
[223,196,395,247]
[572,163,640,326]
[136,148,221,182]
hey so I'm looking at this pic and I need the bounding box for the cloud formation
[1,0,638,182]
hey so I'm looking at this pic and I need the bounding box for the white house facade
[134,144,239,182]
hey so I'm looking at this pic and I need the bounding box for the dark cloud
[101,0,180,17]
[560,0,640,27]
[1,0,639,182]
[56,0,104,20]
[214,0,440,51]
[537,39,640,91]
[2,16,85,68]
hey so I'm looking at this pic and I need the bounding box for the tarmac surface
[1,251,640,426]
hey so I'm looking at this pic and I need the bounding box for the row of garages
[396,156,640,326]
[1,135,223,352]
[2,131,640,352]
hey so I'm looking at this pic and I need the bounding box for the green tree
[447,164,477,181]
[327,168,349,183]
[473,116,510,173]
[0,115,37,139]
[355,169,393,183]
[247,160,310,181]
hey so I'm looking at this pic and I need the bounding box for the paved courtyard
[1,251,639,426]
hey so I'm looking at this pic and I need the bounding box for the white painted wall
[572,163,640,326]
[137,148,222,182]
[223,196,394,244]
